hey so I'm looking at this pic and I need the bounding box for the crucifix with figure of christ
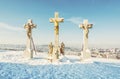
[24,19,36,59]
[79,20,93,60]
[49,12,64,60]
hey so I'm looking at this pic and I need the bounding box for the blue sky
[0,0,120,48]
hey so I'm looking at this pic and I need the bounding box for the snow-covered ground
[0,51,120,79]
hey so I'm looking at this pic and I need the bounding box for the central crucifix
[49,12,64,60]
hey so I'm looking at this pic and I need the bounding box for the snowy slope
[0,51,120,79]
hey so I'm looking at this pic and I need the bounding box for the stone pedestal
[24,36,33,59]
[81,49,91,60]
[24,35,33,59]
[52,47,60,61]
[24,49,33,59]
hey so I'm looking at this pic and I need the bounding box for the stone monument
[24,19,36,59]
[48,42,53,57]
[79,20,93,60]
[49,12,64,61]
[60,42,65,55]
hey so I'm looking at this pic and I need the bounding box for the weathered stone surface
[79,20,93,60]
[24,19,36,59]
[49,12,64,61]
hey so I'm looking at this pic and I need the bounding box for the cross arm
[49,18,54,23]
[79,24,85,29]
[57,18,64,22]
[88,24,93,29]
[31,24,37,29]
[24,24,28,29]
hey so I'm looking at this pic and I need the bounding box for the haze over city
[0,0,120,48]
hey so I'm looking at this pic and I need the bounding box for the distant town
[0,44,120,58]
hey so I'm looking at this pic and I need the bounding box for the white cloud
[0,22,25,44]
[0,22,24,31]
[66,17,95,25]
[66,17,83,25]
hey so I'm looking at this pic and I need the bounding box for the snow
[0,51,120,79]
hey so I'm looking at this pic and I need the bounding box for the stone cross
[49,12,64,60]
[24,19,36,59]
[79,20,93,59]
[50,12,64,48]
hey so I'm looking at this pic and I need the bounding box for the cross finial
[83,19,88,25]
[28,19,33,24]
[55,12,59,18]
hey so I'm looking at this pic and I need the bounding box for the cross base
[24,48,33,59]
[48,46,60,62]
[52,47,60,61]
[81,49,91,60]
